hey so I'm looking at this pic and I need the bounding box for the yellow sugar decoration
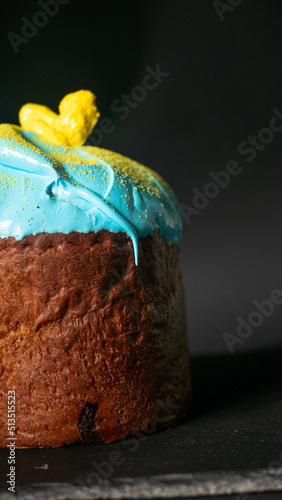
[19,90,100,147]
[83,145,173,200]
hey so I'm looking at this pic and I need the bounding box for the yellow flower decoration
[19,90,100,147]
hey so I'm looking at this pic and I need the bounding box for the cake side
[0,229,190,448]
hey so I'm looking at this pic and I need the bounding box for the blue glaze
[0,124,182,265]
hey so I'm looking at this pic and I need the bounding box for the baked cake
[0,91,191,448]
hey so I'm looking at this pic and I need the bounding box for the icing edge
[0,124,182,265]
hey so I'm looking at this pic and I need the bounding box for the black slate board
[0,348,281,499]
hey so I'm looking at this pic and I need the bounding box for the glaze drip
[0,124,182,265]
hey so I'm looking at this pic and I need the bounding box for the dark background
[0,0,281,355]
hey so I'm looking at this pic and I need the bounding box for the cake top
[0,91,182,265]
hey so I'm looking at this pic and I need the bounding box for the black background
[0,0,281,354]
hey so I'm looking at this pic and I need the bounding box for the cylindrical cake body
[0,229,190,448]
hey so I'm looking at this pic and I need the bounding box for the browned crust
[0,230,191,448]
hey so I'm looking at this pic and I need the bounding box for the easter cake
[0,91,191,448]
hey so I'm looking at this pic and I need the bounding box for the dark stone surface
[0,348,281,498]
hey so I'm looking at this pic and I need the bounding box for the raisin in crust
[0,229,191,448]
